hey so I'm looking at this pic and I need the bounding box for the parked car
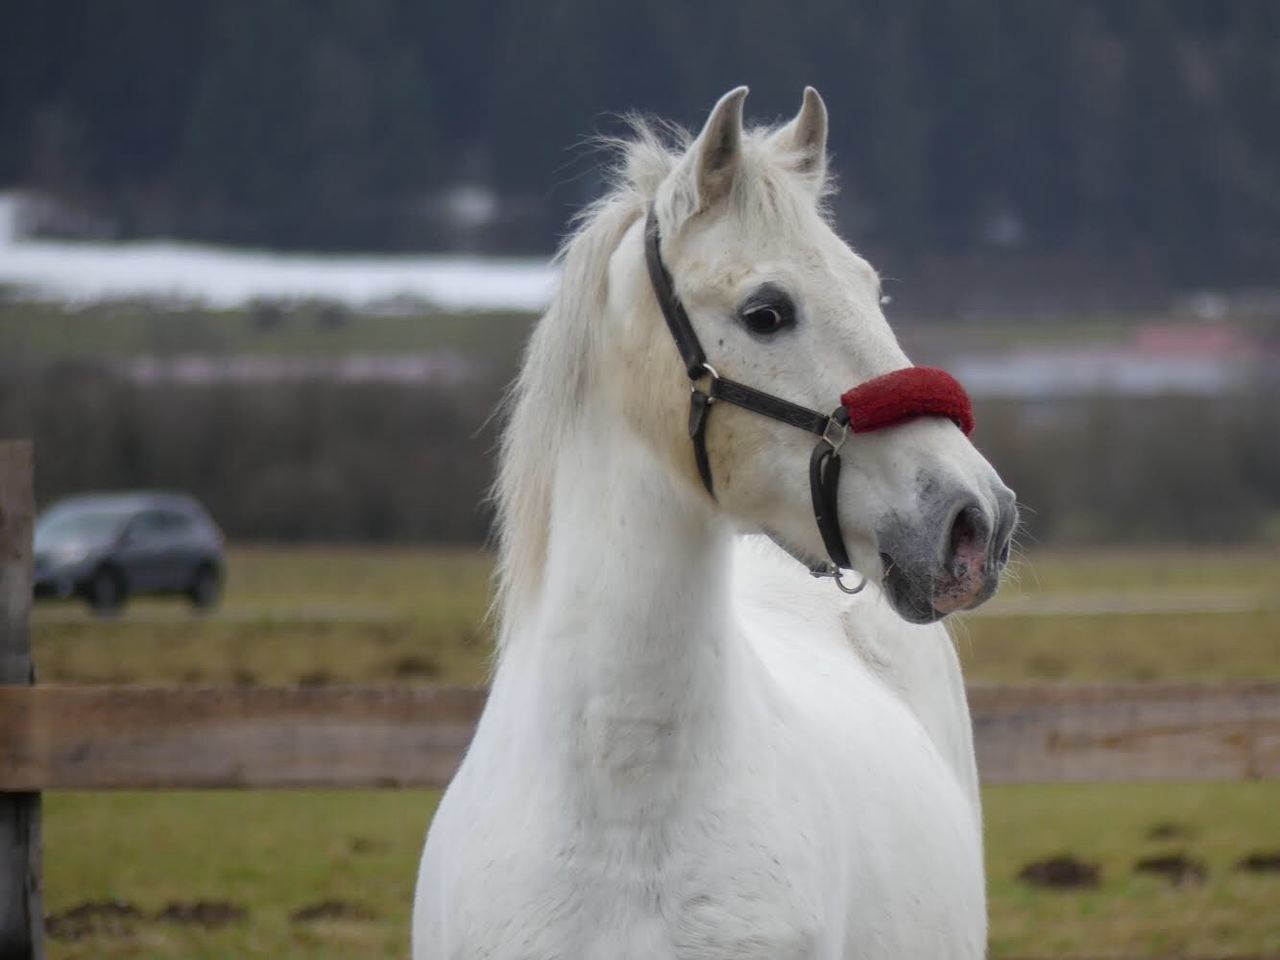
[33,492,225,613]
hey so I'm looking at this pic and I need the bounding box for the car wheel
[187,563,223,610]
[86,567,127,615]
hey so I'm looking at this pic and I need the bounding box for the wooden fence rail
[0,681,1276,791]
[2,441,1279,959]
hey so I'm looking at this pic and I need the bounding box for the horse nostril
[997,537,1011,566]
[946,504,986,565]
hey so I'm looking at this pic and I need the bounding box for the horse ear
[771,86,828,187]
[665,86,748,224]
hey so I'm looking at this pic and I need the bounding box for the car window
[160,510,195,533]
[126,511,169,541]
[36,507,132,545]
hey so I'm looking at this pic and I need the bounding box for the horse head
[604,87,1017,623]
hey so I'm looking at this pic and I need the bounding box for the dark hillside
[3,1,1278,291]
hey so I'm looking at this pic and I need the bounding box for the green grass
[953,547,1280,683]
[8,299,1257,382]
[31,545,1280,958]
[34,546,496,688]
[999,547,1280,596]
[43,784,1280,959]
[986,783,1280,958]
[9,299,1222,367]
[956,609,1280,683]
[0,300,536,367]
[44,790,438,960]
[33,545,1280,687]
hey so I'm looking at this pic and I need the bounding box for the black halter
[643,205,864,593]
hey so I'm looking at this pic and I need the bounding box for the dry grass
[33,546,496,688]
[953,546,1280,683]
[33,544,1280,687]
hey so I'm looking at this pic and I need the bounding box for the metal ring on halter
[691,362,721,400]
[834,568,868,595]
[805,559,867,595]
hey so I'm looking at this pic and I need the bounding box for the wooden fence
[1,440,1277,959]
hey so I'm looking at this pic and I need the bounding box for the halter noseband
[643,205,975,592]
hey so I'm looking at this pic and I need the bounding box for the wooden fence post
[0,442,42,960]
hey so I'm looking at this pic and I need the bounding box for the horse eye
[739,299,794,336]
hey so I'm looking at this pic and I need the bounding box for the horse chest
[431,670,983,960]
[666,854,827,959]
[454,828,826,960]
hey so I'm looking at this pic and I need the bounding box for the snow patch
[0,192,558,313]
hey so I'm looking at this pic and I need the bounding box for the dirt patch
[391,654,439,679]
[1017,855,1100,890]
[371,622,407,646]
[231,668,258,687]
[155,900,248,927]
[291,899,378,923]
[1146,820,1197,842]
[297,669,333,687]
[1024,652,1068,680]
[46,900,144,941]
[1134,852,1207,885]
[350,836,389,855]
[1237,850,1280,873]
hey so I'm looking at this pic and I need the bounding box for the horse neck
[507,397,739,812]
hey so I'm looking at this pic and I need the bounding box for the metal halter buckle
[820,416,848,454]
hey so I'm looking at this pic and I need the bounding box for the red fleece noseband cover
[840,367,975,436]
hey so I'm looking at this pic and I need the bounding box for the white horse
[414,87,1016,959]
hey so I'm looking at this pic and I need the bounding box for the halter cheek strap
[643,205,974,589]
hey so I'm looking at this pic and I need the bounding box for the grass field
[0,299,536,374]
[34,545,1280,688]
[32,545,1280,958]
[9,295,1262,365]
[0,298,1167,367]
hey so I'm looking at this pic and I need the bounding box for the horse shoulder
[732,537,980,810]
[735,601,987,958]
[837,596,981,812]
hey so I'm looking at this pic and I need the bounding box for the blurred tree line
[0,368,500,542]
[1,366,1277,544]
[3,0,1279,284]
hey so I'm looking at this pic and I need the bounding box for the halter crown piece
[643,205,975,593]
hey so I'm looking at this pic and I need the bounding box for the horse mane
[492,116,834,645]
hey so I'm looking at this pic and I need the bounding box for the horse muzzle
[878,488,1017,624]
